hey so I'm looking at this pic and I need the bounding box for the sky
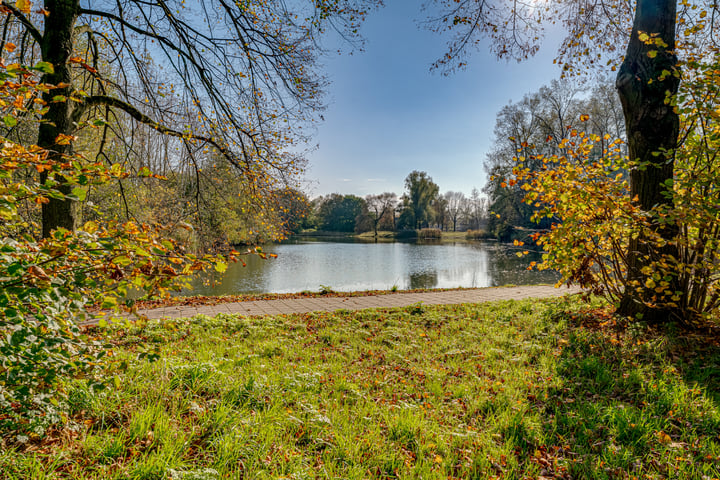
[302,0,565,199]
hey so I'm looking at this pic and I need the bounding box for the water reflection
[183,238,559,296]
[408,271,438,290]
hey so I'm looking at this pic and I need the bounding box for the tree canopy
[1,0,378,236]
[400,170,439,230]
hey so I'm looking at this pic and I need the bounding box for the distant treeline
[283,171,490,237]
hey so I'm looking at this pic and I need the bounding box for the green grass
[3,298,720,479]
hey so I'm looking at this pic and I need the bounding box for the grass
[3,297,720,479]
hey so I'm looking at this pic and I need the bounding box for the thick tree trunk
[39,0,80,238]
[615,0,680,322]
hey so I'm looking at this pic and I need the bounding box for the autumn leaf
[16,0,32,14]
[55,134,76,145]
[28,265,51,281]
[656,431,672,444]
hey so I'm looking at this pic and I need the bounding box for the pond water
[182,237,559,296]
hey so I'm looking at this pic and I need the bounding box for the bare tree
[443,191,465,231]
[364,192,397,237]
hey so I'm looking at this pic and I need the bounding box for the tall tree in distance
[401,171,439,229]
[1,0,378,237]
[317,194,366,233]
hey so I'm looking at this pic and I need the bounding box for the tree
[431,194,448,230]
[614,0,680,320]
[467,188,487,231]
[400,171,439,229]
[317,194,366,233]
[0,66,232,438]
[363,192,397,237]
[430,0,699,322]
[444,191,465,231]
[1,0,376,238]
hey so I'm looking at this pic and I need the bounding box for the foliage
[0,64,227,441]
[399,170,439,229]
[0,0,379,236]
[484,80,625,241]
[316,193,367,233]
[4,299,720,478]
[511,55,720,321]
[276,188,311,235]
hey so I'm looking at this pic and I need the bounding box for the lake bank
[293,230,494,243]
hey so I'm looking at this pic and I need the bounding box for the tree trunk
[39,0,80,238]
[615,0,680,322]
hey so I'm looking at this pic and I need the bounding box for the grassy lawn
[3,298,720,479]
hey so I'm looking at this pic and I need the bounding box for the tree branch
[2,3,42,44]
[77,94,251,168]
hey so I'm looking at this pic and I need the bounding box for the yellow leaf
[83,220,98,234]
[16,0,31,14]
[656,431,672,444]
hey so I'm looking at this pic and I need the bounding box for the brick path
[102,285,580,322]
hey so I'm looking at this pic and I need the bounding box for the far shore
[291,229,495,243]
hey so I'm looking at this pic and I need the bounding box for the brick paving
[96,285,581,323]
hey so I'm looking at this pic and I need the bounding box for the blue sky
[303,0,564,198]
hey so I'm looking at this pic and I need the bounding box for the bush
[395,230,418,239]
[465,229,491,240]
[418,228,442,239]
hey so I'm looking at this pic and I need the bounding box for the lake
[183,237,559,296]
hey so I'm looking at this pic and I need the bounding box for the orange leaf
[55,134,76,145]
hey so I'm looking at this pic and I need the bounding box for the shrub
[465,229,491,240]
[418,228,442,239]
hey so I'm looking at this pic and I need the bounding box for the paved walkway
[104,285,580,321]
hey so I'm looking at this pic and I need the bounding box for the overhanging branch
[78,94,250,167]
[2,3,42,44]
